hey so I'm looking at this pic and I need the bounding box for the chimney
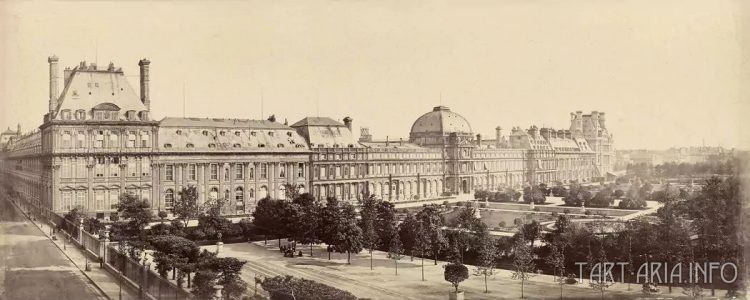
[476,134,482,147]
[359,127,372,142]
[343,116,353,131]
[48,55,59,113]
[399,138,403,146]
[564,129,572,139]
[16,124,21,135]
[63,67,73,86]
[540,128,550,140]
[138,59,151,110]
[599,112,607,129]
[386,136,389,147]
[527,126,539,138]
[495,126,502,147]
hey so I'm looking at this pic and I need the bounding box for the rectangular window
[127,158,137,177]
[165,165,174,181]
[76,191,86,209]
[77,131,85,148]
[141,158,150,176]
[62,191,72,210]
[109,159,119,177]
[248,167,254,179]
[235,164,243,180]
[95,190,105,210]
[109,191,118,210]
[297,163,304,178]
[127,132,136,148]
[77,158,86,178]
[210,164,218,180]
[95,131,104,148]
[260,164,268,179]
[141,131,150,147]
[62,158,71,178]
[188,164,197,181]
[62,131,72,148]
[109,133,118,148]
[95,157,105,177]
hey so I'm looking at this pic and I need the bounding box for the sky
[0,0,747,150]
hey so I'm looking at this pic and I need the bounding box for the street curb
[7,199,112,300]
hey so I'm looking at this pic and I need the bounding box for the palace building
[0,57,614,219]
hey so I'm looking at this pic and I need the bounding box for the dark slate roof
[290,117,346,127]
[159,117,290,129]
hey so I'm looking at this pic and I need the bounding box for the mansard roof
[291,117,359,148]
[157,117,309,152]
[290,117,346,127]
[53,65,147,120]
[160,117,290,129]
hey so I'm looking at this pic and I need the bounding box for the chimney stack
[343,116,353,131]
[564,129,572,139]
[359,127,372,142]
[386,136,389,147]
[599,112,607,129]
[48,55,59,113]
[476,134,482,147]
[540,128,550,140]
[495,126,502,147]
[138,59,151,110]
[558,129,565,139]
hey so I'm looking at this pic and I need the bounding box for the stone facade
[0,57,615,219]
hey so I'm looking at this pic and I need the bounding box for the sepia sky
[0,0,747,150]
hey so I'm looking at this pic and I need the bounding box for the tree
[196,198,232,240]
[192,270,219,299]
[588,242,615,300]
[331,202,363,264]
[523,186,546,204]
[198,256,248,299]
[358,195,378,270]
[114,193,153,241]
[319,197,342,260]
[292,193,322,256]
[546,240,566,300]
[388,230,403,275]
[375,200,398,250]
[417,205,447,265]
[413,221,430,281]
[398,212,419,261]
[174,186,202,228]
[511,231,536,299]
[150,235,201,281]
[473,231,497,293]
[252,197,282,245]
[520,220,541,248]
[444,262,469,293]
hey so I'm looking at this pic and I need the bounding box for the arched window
[209,187,219,200]
[235,187,245,212]
[164,189,174,208]
[235,187,244,202]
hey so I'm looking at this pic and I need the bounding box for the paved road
[0,197,105,300]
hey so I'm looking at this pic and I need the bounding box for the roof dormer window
[286,132,293,137]
[233,143,241,148]
[176,130,182,135]
[220,131,226,136]
[258,143,265,148]
[268,132,274,136]
[234,131,241,136]
[202,130,209,136]
[250,131,257,136]
[164,143,172,148]
[186,143,194,148]
[277,143,284,148]
[208,143,216,148]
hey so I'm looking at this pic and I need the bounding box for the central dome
[409,106,473,146]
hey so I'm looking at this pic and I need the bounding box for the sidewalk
[10,202,138,300]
